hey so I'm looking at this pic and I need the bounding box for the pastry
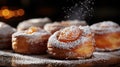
[12,27,51,54]
[61,20,87,27]
[0,22,16,49]
[44,22,64,34]
[47,26,95,59]
[17,17,51,31]
[90,21,120,51]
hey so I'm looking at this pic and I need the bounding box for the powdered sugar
[12,29,51,44]
[28,17,51,23]
[79,26,92,35]
[48,26,94,49]
[0,22,16,38]
[44,22,65,34]
[17,17,51,31]
[90,21,120,34]
[58,26,81,41]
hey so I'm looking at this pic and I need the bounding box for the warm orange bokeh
[0,6,25,19]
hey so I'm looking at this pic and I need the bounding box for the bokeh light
[0,6,25,19]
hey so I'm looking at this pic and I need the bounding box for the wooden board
[0,50,120,67]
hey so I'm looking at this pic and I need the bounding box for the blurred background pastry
[44,22,65,34]
[17,17,52,31]
[44,20,87,34]
[90,21,120,51]
[0,22,16,49]
[61,20,87,27]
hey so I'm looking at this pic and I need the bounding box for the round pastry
[12,27,51,54]
[61,20,87,27]
[44,22,65,34]
[0,22,16,49]
[47,26,95,59]
[90,21,120,51]
[17,17,52,31]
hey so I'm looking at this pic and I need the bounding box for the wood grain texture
[0,50,120,67]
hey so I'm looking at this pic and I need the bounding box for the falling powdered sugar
[63,0,94,20]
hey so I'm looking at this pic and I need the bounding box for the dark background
[0,0,120,27]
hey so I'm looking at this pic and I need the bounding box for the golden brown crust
[48,41,94,59]
[95,32,120,51]
[12,36,29,54]
[12,36,49,54]
[90,21,120,51]
[12,27,51,54]
[47,26,95,59]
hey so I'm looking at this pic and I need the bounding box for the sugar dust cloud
[63,0,94,20]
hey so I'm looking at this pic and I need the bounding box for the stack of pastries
[0,17,120,60]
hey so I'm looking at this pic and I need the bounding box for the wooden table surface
[0,50,120,67]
